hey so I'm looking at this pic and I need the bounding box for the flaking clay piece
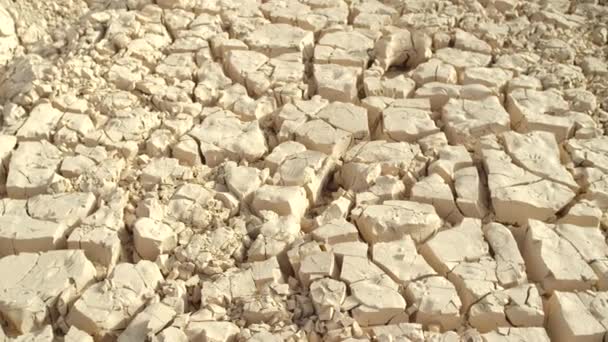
[0,0,605,339]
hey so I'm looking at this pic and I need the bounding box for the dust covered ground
[0,0,607,341]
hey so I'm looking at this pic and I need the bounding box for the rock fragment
[506,88,574,141]
[435,48,492,69]
[428,145,473,183]
[411,59,458,86]
[501,131,577,189]
[276,96,369,158]
[65,326,94,342]
[26,192,96,227]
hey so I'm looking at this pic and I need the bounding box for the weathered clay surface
[0,0,606,340]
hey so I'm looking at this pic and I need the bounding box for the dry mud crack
[0,0,607,341]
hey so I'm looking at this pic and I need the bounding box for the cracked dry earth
[0,0,608,341]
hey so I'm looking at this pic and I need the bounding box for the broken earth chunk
[378,101,439,143]
[185,320,240,342]
[480,327,550,342]
[249,215,300,263]
[311,219,359,245]
[411,59,457,86]
[454,166,489,218]
[554,222,608,290]
[309,278,347,321]
[313,63,360,103]
[65,326,94,342]
[372,236,436,285]
[419,218,488,276]
[371,323,425,341]
[189,110,267,167]
[350,279,406,327]
[483,147,576,225]
[354,200,442,244]
[410,173,463,224]
[434,48,492,69]
[0,250,96,334]
[297,251,336,288]
[251,185,309,219]
[117,303,176,342]
[339,140,423,192]
[501,131,578,190]
[483,222,527,287]
[244,23,314,60]
[315,30,374,69]
[506,88,574,141]
[523,220,597,292]
[404,276,462,332]
[5,140,64,199]
[546,291,607,342]
[26,192,96,227]
[469,284,544,332]
[428,145,473,183]
[275,150,336,206]
[339,255,391,285]
[0,215,69,256]
[224,162,266,201]
[133,218,178,261]
[441,96,510,149]
[67,261,164,340]
[16,103,63,141]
